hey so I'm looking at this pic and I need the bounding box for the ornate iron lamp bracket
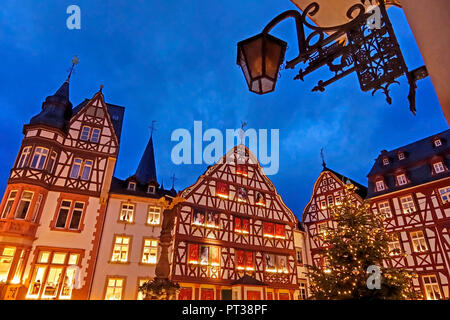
[261,0,427,114]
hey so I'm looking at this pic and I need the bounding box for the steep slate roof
[72,99,125,141]
[134,135,157,184]
[28,80,73,131]
[109,177,177,198]
[323,167,368,199]
[366,129,450,198]
[231,275,266,286]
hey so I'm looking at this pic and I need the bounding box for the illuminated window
[439,187,450,203]
[263,222,275,238]
[80,160,93,180]
[264,254,288,273]
[17,146,32,168]
[396,174,408,186]
[236,250,254,271]
[1,190,17,219]
[327,195,334,206]
[141,239,158,264]
[398,152,405,160]
[80,126,91,141]
[376,180,385,192]
[128,182,136,191]
[335,196,341,206]
[31,194,42,222]
[188,244,220,267]
[255,192,266,206]
[422,275,442,300]
[70,158,82,178]
[236,164,248,177]
[105,278,124,300]
[317,222,328,236]
[382,157,389,165]
[320,200,327,209]
[434,139,442,147]
[234,217,249,234]
[378,201,392,218]
[410,231,428,252]
[147,206,161,225]
[433,162,445,174]
[111,236,130,263]
[216,182,229,199]
[15,191,33,220]
[91,128,101,143]
[388,236,402,256]
[55,200,85,230]
[47,151,58,173]
[27,250,80,299]
[400,195,416,214]
[0,247,15,282]
[119,203,134,223]
[30,147,49,170]
[12,249,25,284]
[237,187,248,202]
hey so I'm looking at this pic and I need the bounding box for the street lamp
[236,0,428,114]
[237,33,287,94]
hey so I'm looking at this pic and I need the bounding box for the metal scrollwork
[262,0,427,114]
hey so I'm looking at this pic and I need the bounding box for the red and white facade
[171,145,307,300]
[0,81,123,300]
[367,131,450,299]
[302,168,366,269]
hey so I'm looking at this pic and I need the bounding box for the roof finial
[171,174,177,190]
[66,56,79,83]
[99,84,104,93]
[239,121,248,145]
[149,120,157,137]
[321,147,326,169]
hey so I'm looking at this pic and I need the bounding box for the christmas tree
[307,183,420,300]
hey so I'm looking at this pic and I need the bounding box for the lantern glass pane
[239,50,251,86]
[261,78,275,94]
[265,39,283,79]
[243,38,263,79]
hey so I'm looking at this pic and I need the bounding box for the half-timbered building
[302,166,367,269]
[367,130,450,299]
[171,145,305,300]
[0,77,124,300]
[89,134,176,300]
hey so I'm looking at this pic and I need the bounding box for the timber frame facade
[171,145,306,300]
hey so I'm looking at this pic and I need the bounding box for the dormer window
[382,157,389,166]
[398,152,405,160]
[128,182,136,191]
[434,139,442,147]
[147,185,155,194]
[396,174,408,186]
[433,162,445,174]
[375,180,385,192]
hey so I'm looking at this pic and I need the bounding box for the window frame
[410,230,429,253]
[377,200,393,218]
[396,174,408,186]
[400,195,417,214]
[433,162,445,174]
[80,126,91,141]
[104,276,126,300]
[438,186,450,204]
[1,190,18,219]
[110,235,132,264]
[14,191,34,220]
[90,128,101,143]
[140,238,158,265]
[30,147,49,170]
[51,196,88,232]
[146,206,161,226]
[17,146,32,168]
[422,275,443,300]
[375,180,385,192]
[118,202,135,224]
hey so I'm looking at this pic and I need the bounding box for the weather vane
[66,55,79,82]
[321,147,326,169]
[239,121,248,145]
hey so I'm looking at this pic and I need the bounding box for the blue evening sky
[0,1,447,220]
